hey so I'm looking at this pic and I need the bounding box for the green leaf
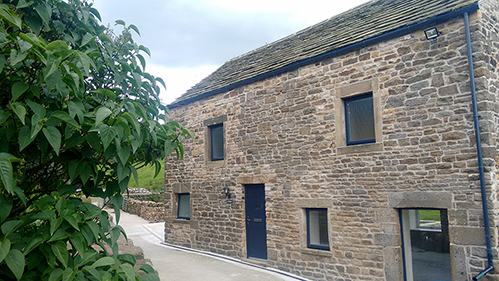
[0,239,11,264]
[47,228,69,242]
[50,111,80,129]
[121,263,136,281]
[137,54,146,71]
[122,112,140,137]
[42,126,61,156]
[82,266,100,280]
[6,249,24,280]
[62,268,75,281]
[35,2,52,27]
[11,103,26,125]
[1,220,22,236]
[91,256,114,268]
[115,19,126,26]
[164,141,176,158]
[30,114,44,139]
[12,82,29,102]
[23,232,46,255]
[95,107,112,126]
[26,99,46,117]
[130,164,139,187]
[48,268,63,281]
[0,5,22,29]
[10,49,27,66]
[139,273,160,281]
[110,227,121,246]
[0,159,15,194]
[50,217,62,236]
[116,143,130,165]
[129,24,140,36]
[46,40,69,51]
[16,0,34,9]
[64,215,80,231]
[70,233,85,254]
[89,7,101,21]
[139,45,151,57]
[76,250,97,267]
[0,194,12,223]
[85,133,101,151]
[0,110,10,126]
[117,254,136,266]
[99,125,117,151]
[51,241,68,268]
[19,125,35,151]
[81,33,94,46]
[0,54,5,73]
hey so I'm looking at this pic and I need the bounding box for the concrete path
[114,210,307,281]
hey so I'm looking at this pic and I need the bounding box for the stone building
[164,0,499,280]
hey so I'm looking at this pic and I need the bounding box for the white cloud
[145,64,219,105]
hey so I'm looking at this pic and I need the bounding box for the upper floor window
[344,93,375,145]
[209,123,224,161]
[203,115,227,166]
[335,79,382,154]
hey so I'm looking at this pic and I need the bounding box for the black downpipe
[465,12,494,281]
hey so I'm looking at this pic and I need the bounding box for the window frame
[209,123,224,161]
[335,79,382,154]
[177,193,190,220]
[306,208,330,251]
[203,115,227,166]
[344,92,375,146]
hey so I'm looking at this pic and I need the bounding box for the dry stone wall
[165,7,499,281]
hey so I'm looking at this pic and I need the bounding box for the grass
[128,162,164,191]
[418,210,441,221]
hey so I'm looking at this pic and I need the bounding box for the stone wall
[165,6,499,281]
[126,199,164,223]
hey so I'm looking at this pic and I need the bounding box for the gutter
[169,2,480,109]
[465,11,495,281]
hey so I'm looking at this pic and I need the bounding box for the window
[306,208,329,250]
[335,79,382,154]
[344,93,375,145]
[203,115,227,166]
[209,123,224,161]
[177,193,190,220]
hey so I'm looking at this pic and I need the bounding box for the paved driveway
[116,210,307,281]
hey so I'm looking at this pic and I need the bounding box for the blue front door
[245,184,267,260]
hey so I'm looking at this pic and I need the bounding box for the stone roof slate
[170,0,479,107]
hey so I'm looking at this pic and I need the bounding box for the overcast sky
[92,0,371,104]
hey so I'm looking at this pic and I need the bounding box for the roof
[170,0,479,108]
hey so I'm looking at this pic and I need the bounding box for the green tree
[0,0,191,280]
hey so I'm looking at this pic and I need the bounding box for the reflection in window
[306,208,329,250]
[177,193,190,220]
[210,124,224,161]
[344,93,375,145]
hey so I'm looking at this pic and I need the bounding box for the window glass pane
[307,209,329,249]
[210,124,224,161]
[345,93,375,144]
[178,193,190,219]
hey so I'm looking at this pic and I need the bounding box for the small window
[306,208,329,250]
[209,123,224,161]
[344,93,375,145]
[177,193,190,220]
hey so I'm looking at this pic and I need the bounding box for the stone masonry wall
[165,8,498,281]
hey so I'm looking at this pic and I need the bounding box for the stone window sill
[337,142,383,155]
[301,248,333,257]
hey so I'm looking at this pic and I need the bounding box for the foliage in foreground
[0,0,191,280]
